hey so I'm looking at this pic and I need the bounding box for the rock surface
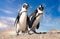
[0,33,60,39]
[0,30,60,39]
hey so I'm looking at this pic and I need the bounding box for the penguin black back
[28,9,38,28]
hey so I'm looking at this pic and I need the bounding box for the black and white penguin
[28,5,44,34]
[14,3,29,35]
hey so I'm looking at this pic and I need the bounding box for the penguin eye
[39,7,44,11]
[23,5,26,8]
[23,5,28,9]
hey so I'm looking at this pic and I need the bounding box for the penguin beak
[39,5,44,11]
[26,4,30,9]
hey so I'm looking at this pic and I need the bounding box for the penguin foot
[16,32,19,36]
[28,30,34,35]
[19,31,22,34]
[17,33,19,36]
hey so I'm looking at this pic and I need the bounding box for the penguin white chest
[19,12,27,23]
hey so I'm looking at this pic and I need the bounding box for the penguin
[28,5,44,34]
[14,3,29,35]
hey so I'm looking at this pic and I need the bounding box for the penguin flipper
[14,13,20,26]
[14,18,18,26]
[27,16,29,23]
[27,16,32,28]
[36,22,40,29]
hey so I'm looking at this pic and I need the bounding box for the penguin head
[37,5,44,13]
[38,5,44,11]
[23,3,29,9]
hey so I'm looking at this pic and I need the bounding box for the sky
[0,0,60,32]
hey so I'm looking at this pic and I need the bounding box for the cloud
[0,9,14,14]
[0,16,16,32]
[41,14,60,26]
[0,16,16,29]
[0,21,8,28]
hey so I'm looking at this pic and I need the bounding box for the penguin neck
[37,9,43,14]
[20,7,27,13]
[36,9,43,16]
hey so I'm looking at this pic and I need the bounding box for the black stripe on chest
[16,11,27,23]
